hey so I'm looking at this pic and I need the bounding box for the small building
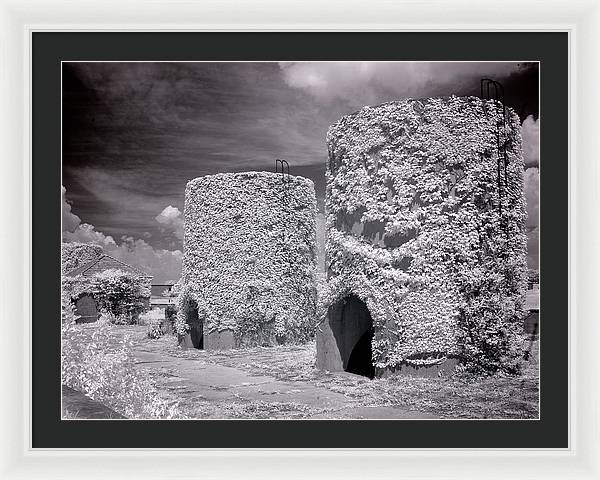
[64,253,152,323]
[151,284,175,298]
[150,296,177,310]
[61,242,103,276]
[149,284,177,310]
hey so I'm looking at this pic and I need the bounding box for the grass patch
[90,325,539,419]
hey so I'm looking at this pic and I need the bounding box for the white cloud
[61,186,81,232]
[279,62,520,104]
[62,186,182,283]
[522,115,540,168]
[63,223,116,246]
[107,238,183,284]
[155,205,184,240]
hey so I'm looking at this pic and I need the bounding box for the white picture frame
[1,0,597,478]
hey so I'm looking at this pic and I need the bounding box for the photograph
[60,60,540,421]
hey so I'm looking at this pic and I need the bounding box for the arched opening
[328,295,375,379]
[74,294,99,324]
[184,297,204,349]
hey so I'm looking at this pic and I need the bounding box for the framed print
[1,0,598,478]
[37,30,565,446]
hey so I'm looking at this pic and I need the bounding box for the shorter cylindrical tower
[317,96,528,377]
[178,171,317,349]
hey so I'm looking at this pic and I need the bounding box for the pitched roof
[65,254,152,279]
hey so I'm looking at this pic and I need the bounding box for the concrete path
[132,349,431,419]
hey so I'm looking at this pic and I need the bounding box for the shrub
[139,308,167,338]
[61,321,176,418]
[91,269,150,324]
[146,318,164,339]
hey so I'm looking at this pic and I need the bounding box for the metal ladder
[274,158,292,275]
[275,158,291,198]
[480,78,510,235]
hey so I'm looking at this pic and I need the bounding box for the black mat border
[32,32,568,448]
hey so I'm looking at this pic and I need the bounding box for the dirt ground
[100,325,539,420]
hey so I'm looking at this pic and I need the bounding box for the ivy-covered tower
[178,171,318,350]
[316,96,528,377]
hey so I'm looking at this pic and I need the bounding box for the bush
[146,319,163,339]
[61,321,177,418]
[139,308,167,339]
[91,269,150,324]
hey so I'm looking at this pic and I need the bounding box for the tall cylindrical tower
[316,96,528,377]
[178,171,317,349]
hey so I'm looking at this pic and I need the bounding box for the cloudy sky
[62,62,539,282]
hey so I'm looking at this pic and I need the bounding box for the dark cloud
[280,61,516,104]
[280,61,539,121]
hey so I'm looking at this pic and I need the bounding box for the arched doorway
[74,294,99,324]
[328,295,375,379]
[181,297,204,349]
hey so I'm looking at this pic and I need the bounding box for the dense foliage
[324,96,527,373]
[61,319,176,418]
[62,268,151,324]
[177,172,318,346]
[90,269,151,323]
